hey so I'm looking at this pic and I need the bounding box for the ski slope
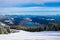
[0,30,60,40]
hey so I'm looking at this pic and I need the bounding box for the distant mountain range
[0,15,60,26]
[0,15,60,31]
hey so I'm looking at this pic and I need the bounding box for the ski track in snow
[0,30,60,40]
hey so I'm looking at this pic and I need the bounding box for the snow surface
[0,30,60,40]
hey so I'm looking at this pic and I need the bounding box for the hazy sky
[0,0,60,15]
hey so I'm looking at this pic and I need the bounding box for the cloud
[0,7,60,11]
[0,7,60,15]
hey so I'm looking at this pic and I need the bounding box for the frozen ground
[0,30,60,40]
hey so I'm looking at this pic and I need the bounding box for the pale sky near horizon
[0,0,60,15]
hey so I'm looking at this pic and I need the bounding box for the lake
[23,22,37,27]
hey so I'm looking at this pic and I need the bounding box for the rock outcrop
[45,23,57,31]
[0,22,10,34]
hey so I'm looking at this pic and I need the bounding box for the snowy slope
[0,30,60,40]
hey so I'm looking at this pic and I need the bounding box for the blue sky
[0,0,60,15]
[0,0,60,7]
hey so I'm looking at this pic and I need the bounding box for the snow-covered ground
[0,30,60,40]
